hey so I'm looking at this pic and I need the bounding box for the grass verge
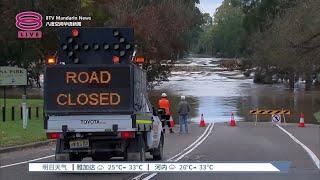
[0,98,46,148]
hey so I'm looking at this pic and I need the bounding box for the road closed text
[55,71,121,106]
[56,93,120,106]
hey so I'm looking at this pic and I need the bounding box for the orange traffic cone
[169,116,175,128]
[229,113,236,127]
[199,114,206,127]
[298,113,305,127]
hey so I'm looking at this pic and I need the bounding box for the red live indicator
[18,31,42,38]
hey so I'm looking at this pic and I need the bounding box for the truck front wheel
[139,135,146,161]
[55,139,65,161]
[55,139,70,161]
[153,134,164,160]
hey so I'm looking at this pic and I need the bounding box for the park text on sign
[0,66,27,86]
[56,71,120,106]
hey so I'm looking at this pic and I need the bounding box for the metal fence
[1,106,44,122]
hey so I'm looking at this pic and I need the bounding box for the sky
[198,0,223,17]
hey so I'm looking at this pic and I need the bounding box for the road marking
[173,123,214,162]
[276,124,320,169]
[136,123,214,180]
[143,124,214,180]
[131,123,213,180]
[0,155,55,169]
[167,122,213,161]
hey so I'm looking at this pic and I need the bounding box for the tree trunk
[289,73,295,90]
[305,72,312,91]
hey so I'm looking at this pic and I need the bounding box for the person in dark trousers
[158,93,174,133]
[178,96,190,134]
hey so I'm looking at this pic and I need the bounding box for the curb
[0,139,56,154]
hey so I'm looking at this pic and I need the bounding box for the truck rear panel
[47,115,133,132]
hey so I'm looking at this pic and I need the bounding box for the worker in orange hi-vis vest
[158,93,174,133]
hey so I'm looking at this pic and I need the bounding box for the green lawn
[0,99,47,148]
[0,98,43,108]
[0,98,44,121]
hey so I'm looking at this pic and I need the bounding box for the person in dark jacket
[178,96,190,133]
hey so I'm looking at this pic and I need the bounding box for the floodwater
[150,56,320,124]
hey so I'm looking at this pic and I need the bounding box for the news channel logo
[15,11,43,39]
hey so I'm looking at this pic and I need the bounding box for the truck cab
[44,27,164,161]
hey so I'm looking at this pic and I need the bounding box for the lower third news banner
[29,162,290,173]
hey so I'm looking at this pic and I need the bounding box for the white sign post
[22,95,28,129]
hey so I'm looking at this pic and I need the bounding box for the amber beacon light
[134,56,145,64]
[112,56,120,64]
[46,56,57,65]
[71,28,79,37]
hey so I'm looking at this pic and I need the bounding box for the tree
[210,0,247,57]
[249,0,320,90]
[240,0,296,33]
[106,0,202,87]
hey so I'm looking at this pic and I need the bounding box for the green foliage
[144,61,172,89]
[243,0,320,89]
[106,0,203,86]
[240,0,296,33]
[211,0,247,57]
[194,0,319,90]
[194,0,246,57]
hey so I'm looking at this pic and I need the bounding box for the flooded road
[150,56,320,124]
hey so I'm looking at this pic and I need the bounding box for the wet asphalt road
[0,122,319,180]
[152,123,320,180]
